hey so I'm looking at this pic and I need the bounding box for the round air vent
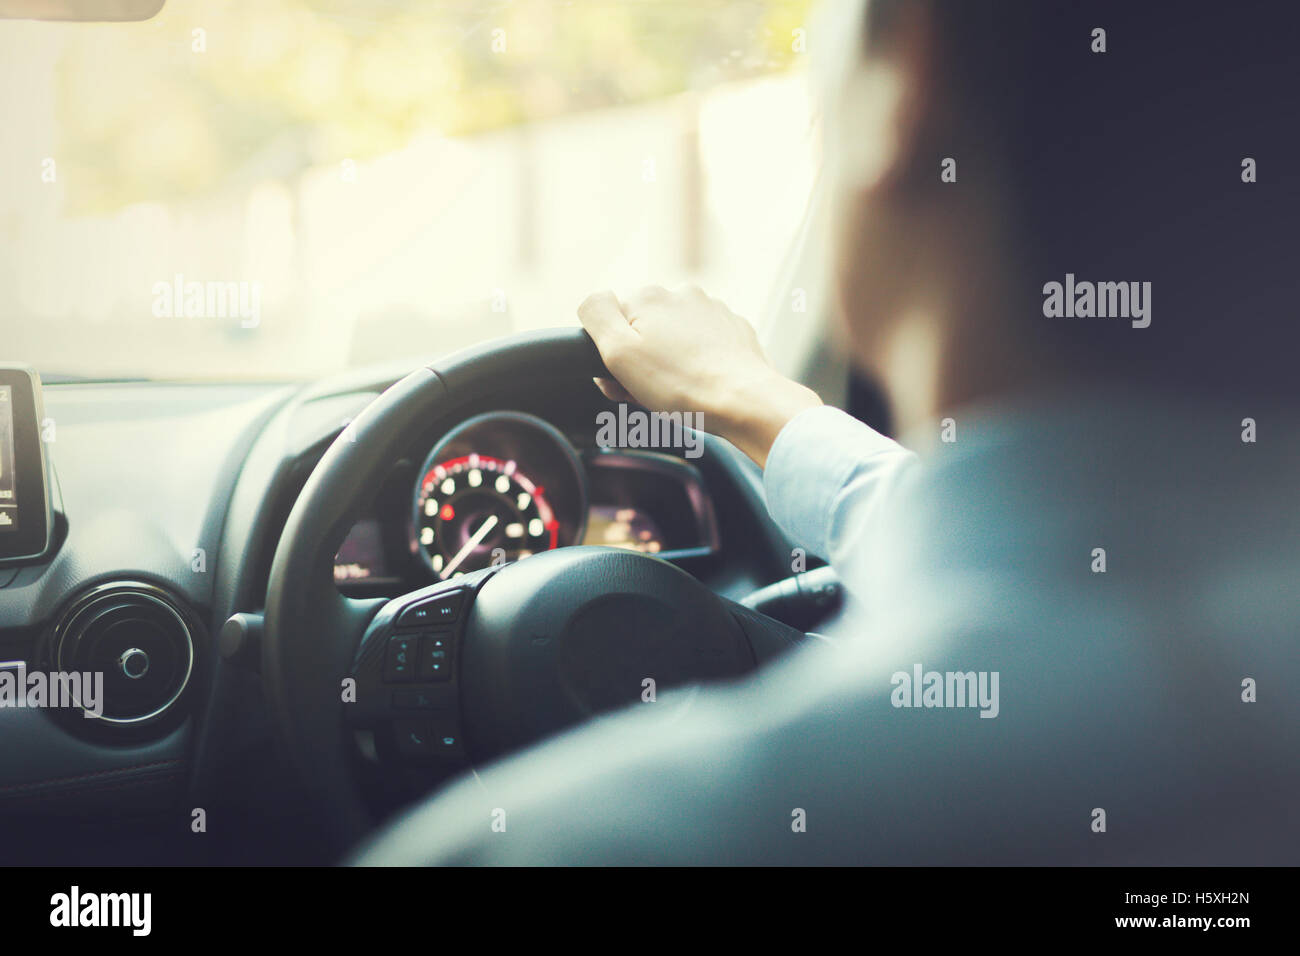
[49,581,196,724]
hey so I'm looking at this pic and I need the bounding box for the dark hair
[864,0,1299,399]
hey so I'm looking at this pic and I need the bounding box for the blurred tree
[55,0,812,213]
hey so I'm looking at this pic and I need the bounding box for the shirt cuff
[762,404,910,560]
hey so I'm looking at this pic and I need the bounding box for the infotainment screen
[0,366,53,565]
[0,385,16,532]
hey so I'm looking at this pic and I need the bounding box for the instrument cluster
[333,411,718,594]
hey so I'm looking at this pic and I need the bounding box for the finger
[593,376,634,403]
[577,291,638,353]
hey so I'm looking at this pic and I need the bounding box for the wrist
[713,371,822,469]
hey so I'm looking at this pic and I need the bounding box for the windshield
[0,0,817,381]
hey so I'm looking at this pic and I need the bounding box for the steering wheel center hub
[461,547,753,759]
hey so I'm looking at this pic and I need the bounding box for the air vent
[49,581,195,724]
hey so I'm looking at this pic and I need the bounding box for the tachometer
[415,454,558,578]
[411,411,587,579]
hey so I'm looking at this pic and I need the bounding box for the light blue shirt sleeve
[761,405,920,581]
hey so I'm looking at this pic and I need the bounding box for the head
[822,0,1299,430]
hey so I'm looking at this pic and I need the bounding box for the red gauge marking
[440,503,455,521]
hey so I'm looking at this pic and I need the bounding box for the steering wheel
[262,328,805,855]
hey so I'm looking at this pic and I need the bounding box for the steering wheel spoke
[344,567,497,771]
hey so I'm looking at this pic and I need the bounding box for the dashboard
[0,362,803,863]
[333,410,719,595]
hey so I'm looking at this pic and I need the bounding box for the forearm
[763,405,920,576]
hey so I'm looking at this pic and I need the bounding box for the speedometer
[411,411,587,579]
[415,455,558,578]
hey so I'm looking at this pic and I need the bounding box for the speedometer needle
[440,514,499,579]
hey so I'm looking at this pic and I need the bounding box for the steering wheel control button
[383,636,417,682]
[397,592,463,628]
[392,690,439,710]
[394,720,462,757]
[417,633,453,681]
